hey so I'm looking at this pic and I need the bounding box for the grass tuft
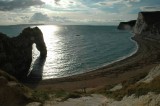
[31,90,49,102]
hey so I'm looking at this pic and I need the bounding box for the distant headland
[118,11,160,40]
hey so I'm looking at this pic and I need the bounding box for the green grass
[61,92,82,101]
[31,90,49,102]
[54,90,82,101]
[31,89,82,102]
[54,90,68,98]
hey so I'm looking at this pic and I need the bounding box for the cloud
[52,16,71,23]
[41,0,86,13]
[96,0,141,7]
[0,0,45,11]
[140,6,160,11]
[97,0,122,6]
[124,0,140,2]
[0,0,143,25]
[29,12,50,23]
[0,11,31,25]
[55,0,60,5]
[29,12,72,24]
[51,16,75,25]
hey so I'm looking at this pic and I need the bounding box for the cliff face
[0,27,47,80]
[134,11,160,40]
[117,20,136,30]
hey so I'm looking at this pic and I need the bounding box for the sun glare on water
[38,25,61,58]
[38,25,59,43]
[31,25,63,79]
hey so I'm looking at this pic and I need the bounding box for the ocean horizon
[0,25,138,79]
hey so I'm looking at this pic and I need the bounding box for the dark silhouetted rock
[0,70,32,106]
[0,76,8,85]
[0,27,47,80]
[118,20,136,30]
[134,11,160,40]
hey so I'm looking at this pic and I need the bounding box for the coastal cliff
[0,27,47,80]
[117,20,136,30]
[112,11,160,106]
[0,11,160,106]
[118,11,160,40]
[134,11,160,40]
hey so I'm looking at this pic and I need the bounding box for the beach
[27,35,160,91]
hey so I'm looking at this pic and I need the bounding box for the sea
[0,25,138,80]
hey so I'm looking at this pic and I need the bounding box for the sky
[0,0,160,25]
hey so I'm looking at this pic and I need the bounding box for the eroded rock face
[117,20,136,30]
[0,27,47,80]
[134,11,160,40]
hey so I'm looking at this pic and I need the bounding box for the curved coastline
[99,36,139,69]
[52,36,139,79]
[27,35,160,91]
[77,36,139,77]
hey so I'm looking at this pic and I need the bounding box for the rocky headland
[0,27,47,81]
[117,20,136,30]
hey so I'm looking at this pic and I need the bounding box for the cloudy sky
[0,0,160,25]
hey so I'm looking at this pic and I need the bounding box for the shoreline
[26,35,160,91]
[74,36,139,79]
[47,36,138,80]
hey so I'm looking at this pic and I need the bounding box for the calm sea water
[0,25,137,79]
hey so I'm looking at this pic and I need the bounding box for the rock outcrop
[117,20,136,30]
[0,27,47,80]
[105,92,160,106]
[0,69,32,106]
[134,11,160,40]
[118,11,160,40]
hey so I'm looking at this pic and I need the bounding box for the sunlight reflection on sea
[29,25,137,80]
